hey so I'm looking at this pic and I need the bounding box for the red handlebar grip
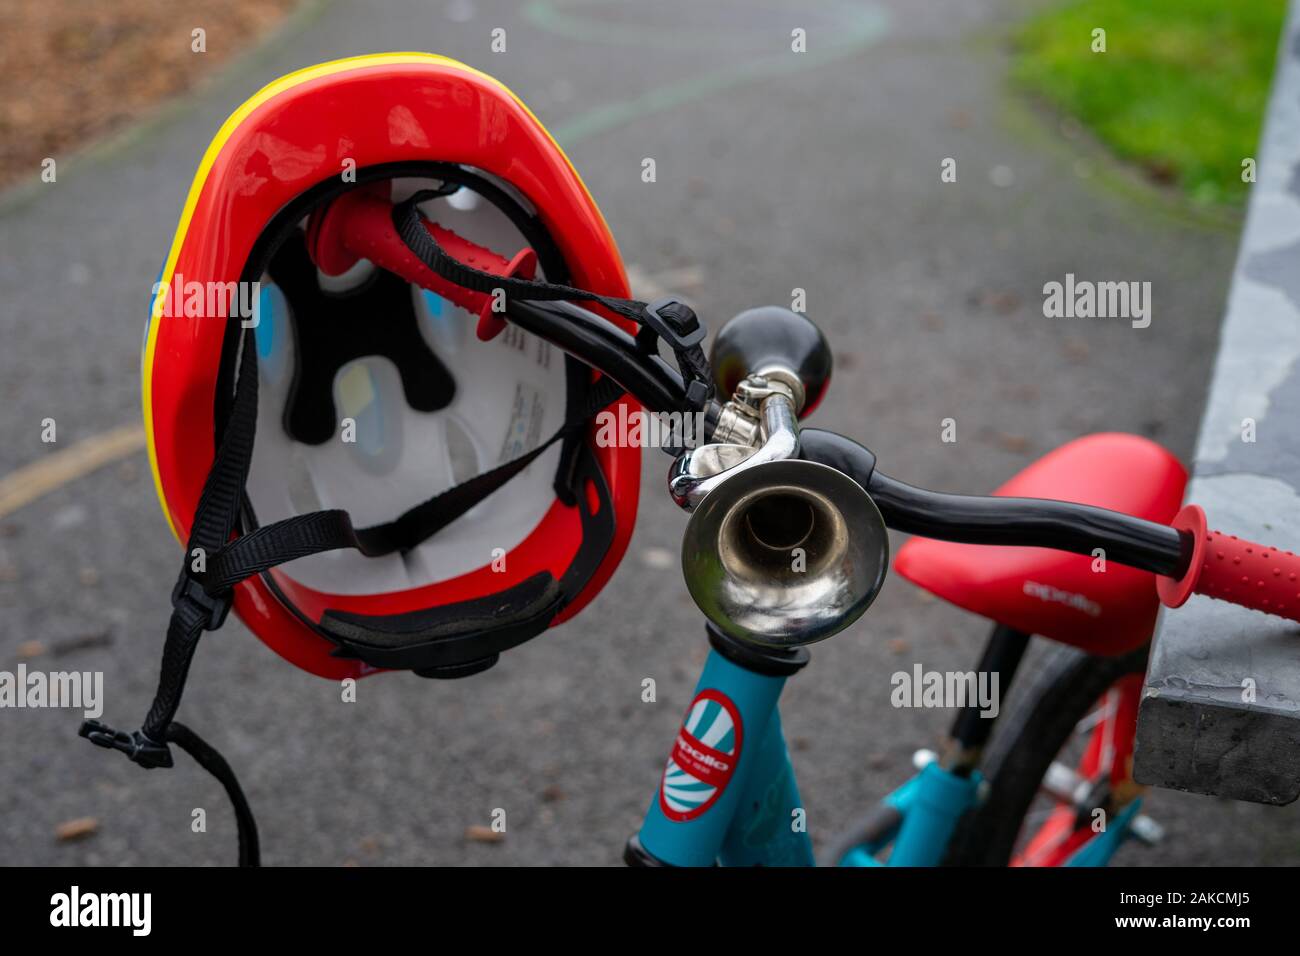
[306,188,536,340]
[1158,504,1300,623]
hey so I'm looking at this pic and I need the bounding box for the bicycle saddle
[894,433,1187,654]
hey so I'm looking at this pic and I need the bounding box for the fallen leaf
[988,291,1022,314]
[541,784,566,803]
[56,817,98,841]
[1064,337,1091,362]
[996,433,1030,453]
[52,631,112,656]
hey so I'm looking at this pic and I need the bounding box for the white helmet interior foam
[244,174,568,595]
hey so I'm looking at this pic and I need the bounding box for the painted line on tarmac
[529,0,891,143]
[0,423,144,520]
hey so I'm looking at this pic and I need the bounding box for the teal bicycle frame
[630,634,1138,867]
[617,310,1158,869]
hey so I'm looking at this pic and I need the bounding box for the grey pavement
[1138,1,1300,808]
[2,0,1297,865]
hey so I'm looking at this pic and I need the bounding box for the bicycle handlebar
[309,188,529,329]
[314,193,1300,627]
[795,430,1187,577]
[315,194,714,419]
[797,430,1300,626]
[1157,505,1300,620]
[510,294,1300,629]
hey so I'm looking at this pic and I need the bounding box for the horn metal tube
[681,459,890,648]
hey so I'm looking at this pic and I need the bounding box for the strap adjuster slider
[642,297,707,349]
[171,573,233,631]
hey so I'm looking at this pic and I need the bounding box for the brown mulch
[0,0,301,190]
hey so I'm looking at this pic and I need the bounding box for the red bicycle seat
[894,433,1187,655]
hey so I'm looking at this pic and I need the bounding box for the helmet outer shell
[145,54,642,678]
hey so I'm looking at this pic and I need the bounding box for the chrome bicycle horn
[672,308,889,648]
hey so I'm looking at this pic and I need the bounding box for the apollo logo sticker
[659,689,744,822]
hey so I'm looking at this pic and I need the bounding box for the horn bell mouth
[681,459,889,648]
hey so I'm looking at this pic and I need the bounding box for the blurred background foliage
[0,0,300,189]
[1013,0,1288,206]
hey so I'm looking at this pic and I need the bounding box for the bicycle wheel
[943,641,1150,866]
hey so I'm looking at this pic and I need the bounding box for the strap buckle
[642,297,707,349]
[171,572,233,631]
[642,297,712,408]
[79,720,174,769]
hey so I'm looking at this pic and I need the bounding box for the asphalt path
[2,0,1296,865]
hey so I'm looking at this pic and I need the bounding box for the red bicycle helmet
[143,54,641,679]
[80,54,717,865]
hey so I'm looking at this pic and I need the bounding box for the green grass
[1012,0,1288,205]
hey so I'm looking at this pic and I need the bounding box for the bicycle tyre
[942,641,1150,866]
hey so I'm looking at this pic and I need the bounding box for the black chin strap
[82,330,264,864]
[81,189,711,866]
[80,324,625,865]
